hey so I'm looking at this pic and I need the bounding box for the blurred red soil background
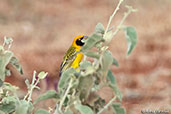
[0,0,171,113]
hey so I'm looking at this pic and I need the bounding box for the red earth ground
[0,0,171,114]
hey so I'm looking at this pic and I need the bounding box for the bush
[0,0,137,114]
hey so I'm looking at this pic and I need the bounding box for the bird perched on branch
[59,35,88,77]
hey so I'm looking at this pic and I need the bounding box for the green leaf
[80,61,92,70]
[78,75,94,101]
[84,52,100,59]
[35,109,50,114]
[107,70,116,85]
[5,69,11,76]
[80,61,95,76]
[112,57,119,67]
[106,70,122,101]
[124,26,137,56]
[0,110,5,114]
[0,50,13,81]
[58,68,75,90]
[64,109,73,114]
[0,45,4,51]
[81,34,103,52]
[38,71,48,80]
[110,84,122,101]
[15,100,31,114]
[0,79,3,87]
[3,82,19,93]
[0,102,15,113]
[104,29,113,44]
[9,56,23,75]
[34,90,60,105]
[95,23,105,34]
[112,103,126,114]
[1,96,17,104]
[84,66,95,76]
[101,50,113,72]
[75,104,94,114]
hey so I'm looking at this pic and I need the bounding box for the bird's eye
[76,37,84,46]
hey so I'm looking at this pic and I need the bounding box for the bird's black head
[76,35,88,46]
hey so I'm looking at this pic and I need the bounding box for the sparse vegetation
[0,0,138,114]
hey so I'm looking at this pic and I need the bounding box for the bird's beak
[82,36,88,43]
[83,35,88,40]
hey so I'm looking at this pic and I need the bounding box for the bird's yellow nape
[72,35,84,49]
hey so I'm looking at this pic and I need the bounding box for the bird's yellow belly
[71,52,83,69]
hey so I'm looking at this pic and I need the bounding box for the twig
[58,78,73,113]
[27,78,40,103]
[24,71,40,103]
[99,0,124,66]
[97,96,117,114]
[53,104,60,114]
[112,5,137,38]
[103,0,124,40]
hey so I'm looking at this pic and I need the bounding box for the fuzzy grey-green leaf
[0,79,3,87]
[0,45,3,51]
[80,61,92,70]
[81,34,103,52]
[104,29,113,44]
[38,71,48,79]
[9,56,23,75]
[80,61,95,76]
[101,50,113,72]
[5,69,11,76]
[1,96,17,104]
[58,68,75,90]
[0,110,5,114]
[15,100,30,114]
[0,50,13,81]
[84,52,100,59]
[124,26,137,56]
[64,109,73,114]
[95,23,105,34]
[107,70,116,85]
[35,109,50,114]
[34,90,60,105]
[112,103,126,114]
[0,102,15,113]
[78,76,94,101]
[75,104,94,114]
[106,70,122,101]
[112,57,119,67]
[109,84,122,101]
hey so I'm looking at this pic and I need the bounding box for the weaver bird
[59,35,88,77]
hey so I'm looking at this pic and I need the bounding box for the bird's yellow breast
[71,52,83,69]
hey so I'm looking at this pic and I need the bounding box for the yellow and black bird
[59,35,87,77]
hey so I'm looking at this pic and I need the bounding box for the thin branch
[53,104,61,114]
[103,0,124,40]
[27,78,40,103]
[97,96,117,114]
[58,78,73,113]
[112,5,137,38]
[26,71,40,103]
